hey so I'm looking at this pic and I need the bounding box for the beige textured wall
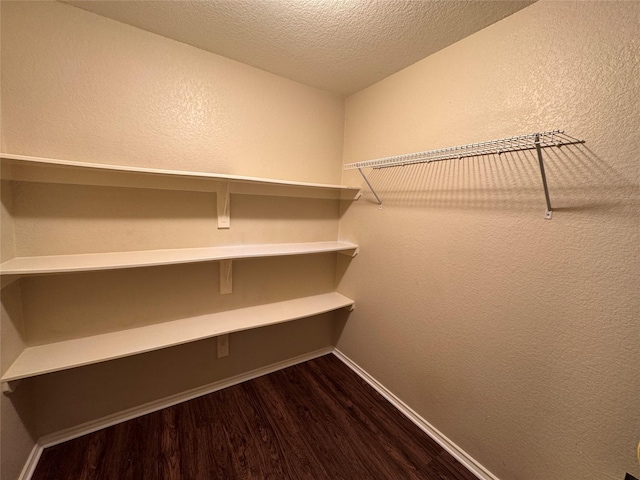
[1,2,347,479]
[339,2,639,480]
[0,282,33,480]
[1,1,344,184]
[0,182,13,263]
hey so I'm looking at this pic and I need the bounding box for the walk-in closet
[1,1,638,479]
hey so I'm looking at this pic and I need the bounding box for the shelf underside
[1,292,354,383]
[0,241,359,276]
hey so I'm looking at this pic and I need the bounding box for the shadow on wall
[355,145,639,218]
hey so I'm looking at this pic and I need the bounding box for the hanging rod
[344,130,584,219]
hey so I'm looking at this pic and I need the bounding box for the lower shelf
[1,292,354,384]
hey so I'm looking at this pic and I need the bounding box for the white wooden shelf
[1,292,355,384]
[1,153,361,199]
[0,153,360,392]
[0,241,359,276]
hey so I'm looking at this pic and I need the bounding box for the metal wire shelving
[344,130,584,219]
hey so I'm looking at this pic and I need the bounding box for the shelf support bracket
[220,259,232,294]
[534,134,553,220]
[1,276,21,291]
[217,334,229,358]
[338,247,359,258]
[217,182,231,229]
[2,380,20,394]
[358,168,383,209]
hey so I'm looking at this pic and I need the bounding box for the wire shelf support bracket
[344,130,584,219]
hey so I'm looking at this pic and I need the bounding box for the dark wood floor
[33,354,477,480]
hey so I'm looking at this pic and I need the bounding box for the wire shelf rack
[344,130,583,170]
[344,130,585,219]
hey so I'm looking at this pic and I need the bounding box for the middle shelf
[0,241,359,276]
[1,292,355,383]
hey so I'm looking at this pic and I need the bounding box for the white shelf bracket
[340,187,362,202]
[345,304,355,312]
[1,276,21,291]
[534,134,554,220]
[219,259,232,294]
[217,182,230,229]
[217,334,229,358]
[338,247,359,258]
[2,380,20,394]
[358,168,383,209]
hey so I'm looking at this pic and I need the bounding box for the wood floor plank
[255,370,370,479]
[268,365,399,478]
[251,378,334,478]
[32,354,478,480]
[305,356,445,474]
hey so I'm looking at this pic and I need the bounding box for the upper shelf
[0,241,359,276]
[344,131,584,170]
[344,130,585,219]
[1,153,361,200]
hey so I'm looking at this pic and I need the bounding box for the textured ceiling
[63,0,534,96]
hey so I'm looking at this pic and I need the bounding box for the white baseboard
[23,346,496,480]
[332,349,499,480]
[17,444,42,480]
[37,346,332,451]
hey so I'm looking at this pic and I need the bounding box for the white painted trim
[37,347,332,450]
[332,349,499,480]
[17,444,42,480]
